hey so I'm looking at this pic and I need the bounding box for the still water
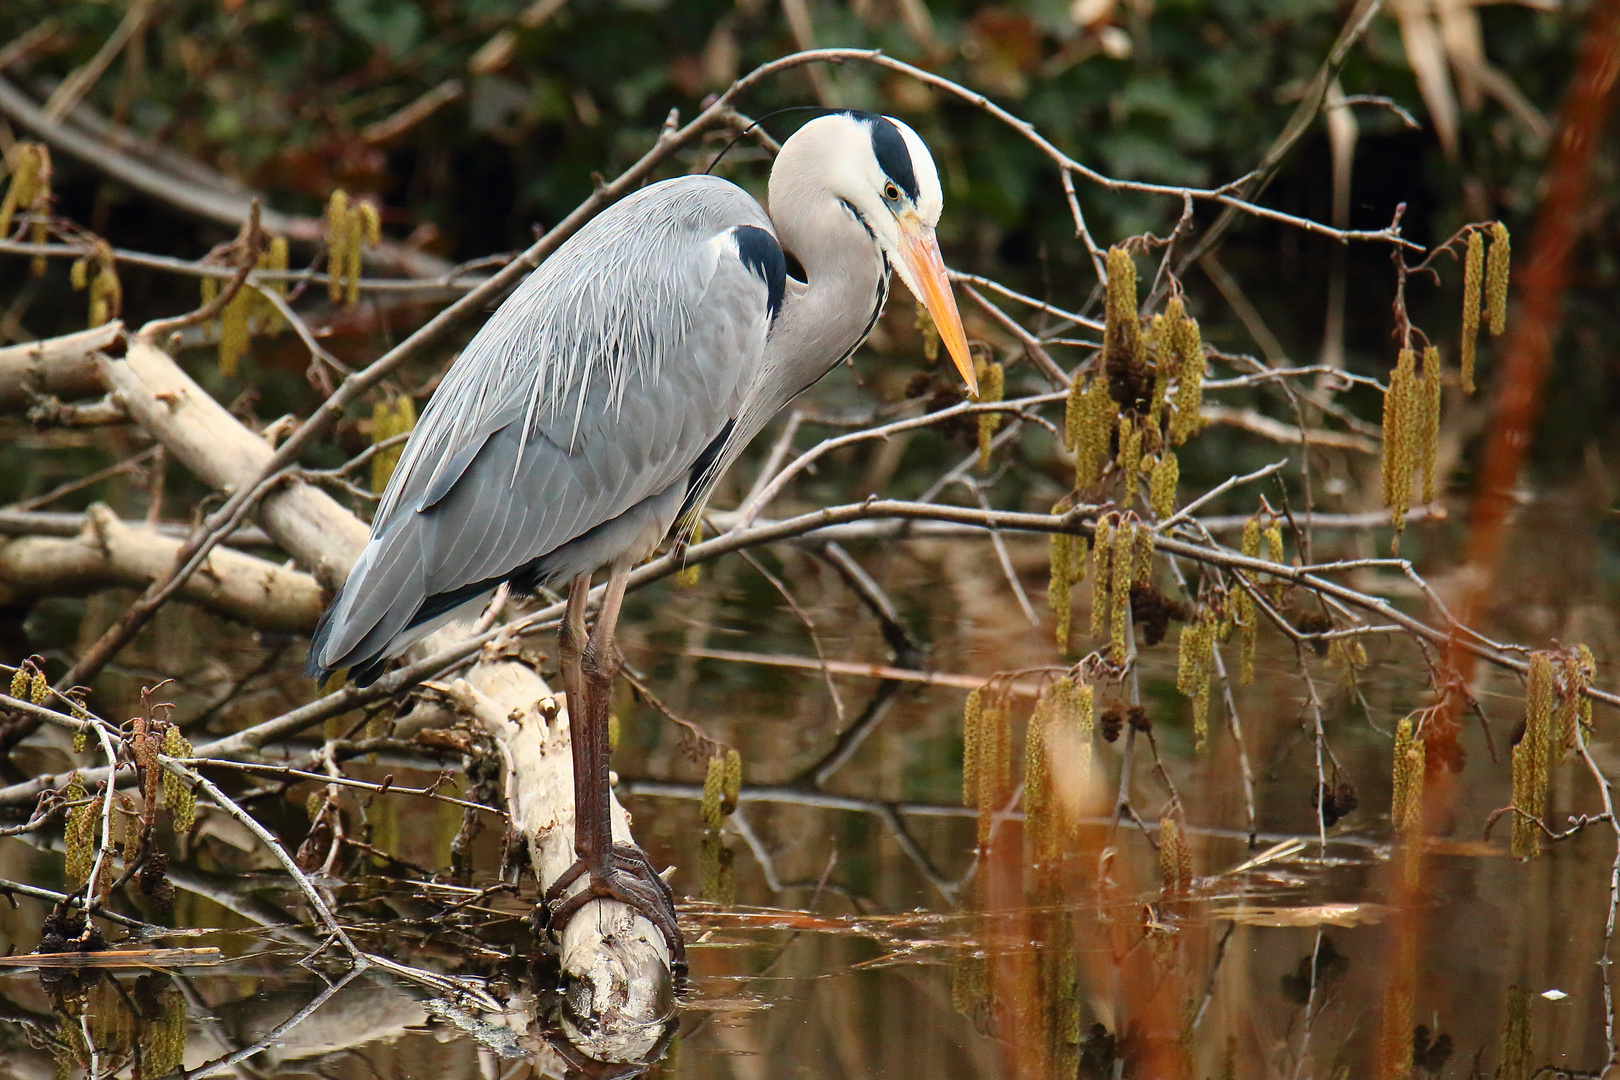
[2,504,1616,1078]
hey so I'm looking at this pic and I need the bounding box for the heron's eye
[883,182,900,202]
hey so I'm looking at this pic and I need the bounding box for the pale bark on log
[0,509,274,548]
[0,503,322,632]
[97,339,370,589]
[23,330,673,1055]
[0,322,122,412]
[413,638,674,1063]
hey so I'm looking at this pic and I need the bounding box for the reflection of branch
[1574,723,1620,1070]
[160,758,367,964]
[182,756,507,817]
[799,684,902,790]
[817,540,923,664]
[616,777,1379,850]
[739,549,845,726]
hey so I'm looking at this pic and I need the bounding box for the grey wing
[309,176,780,680]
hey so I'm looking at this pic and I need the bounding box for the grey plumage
[309,177,782,681]
[308,111,973,688]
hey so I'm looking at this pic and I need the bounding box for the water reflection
[4,516,1618,1077]
[0,946,679,1079]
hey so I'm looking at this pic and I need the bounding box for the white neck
[750,131,891,416]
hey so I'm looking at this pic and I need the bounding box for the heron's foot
[544,844,685,976]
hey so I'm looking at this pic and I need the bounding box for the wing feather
[310,176,779,677]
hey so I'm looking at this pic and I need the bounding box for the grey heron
[306,110,976,969]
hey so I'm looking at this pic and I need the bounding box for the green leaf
[332,0,423,59]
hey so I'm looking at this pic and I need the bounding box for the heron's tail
[305,532,428,687]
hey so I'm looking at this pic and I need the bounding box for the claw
[544,848,687,977]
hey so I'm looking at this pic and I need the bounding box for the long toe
[609,843,676,905]
[544,855,686,975]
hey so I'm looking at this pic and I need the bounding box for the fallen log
[417,634,676,1063]
[0,321,122,412]
[5,326,676,1062]
[0,503,322,633]
[97,338,370,590]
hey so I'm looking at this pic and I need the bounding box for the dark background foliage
[0,0,1612,490]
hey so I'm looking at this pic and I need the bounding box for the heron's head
[771,111,976,395]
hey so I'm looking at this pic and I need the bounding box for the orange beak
[897,219,977,397]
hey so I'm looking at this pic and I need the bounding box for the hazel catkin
[976,359,1005,471]
[1052,676,1093,811]
[1418,346,1443,503]
[72,242,121,328]
[64,782,96,885]
[218,281,252,377]
[701,754,725,830]
[1390,715,1425,837]
[1048,507,1086,651]
[915,302,940,362]
[1090,516,1114,642]
[1381,348,1418,534]
[1024,688,1054,862]
[1176,613,1216,750]
[0,142,51,249]
[1109,517,1135,661]
[676,522,703,588]
[1134,522,1155,587]
[370,394,417,494]
[1460,230,1483,394]
[1115,415,1140,508]
[1148,310,1175,427]
[1576,644,1596,742]
[976,688,1011,847]
[326,190,352,305]
[325,191,382,307]
[1512,654,1556,857]
[722,748,742,815]
[1149,452,1178,521]
[160,726,197,832]
[1169,308,1204,445]
[962,687,984,806]
[1235,586,1257,686]
[1158,811,1192,895]
[1067,375,1119,490]
[1102,247,1144,407]
[1485,222,1510,337]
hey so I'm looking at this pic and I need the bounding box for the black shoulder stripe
[732,225,786,323]
[867,116,919,201]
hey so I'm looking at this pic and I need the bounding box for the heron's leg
[556,573,592,859]
[545,560,686,973]
[572,562,625,869]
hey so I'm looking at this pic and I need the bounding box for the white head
[769,111,975,394]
